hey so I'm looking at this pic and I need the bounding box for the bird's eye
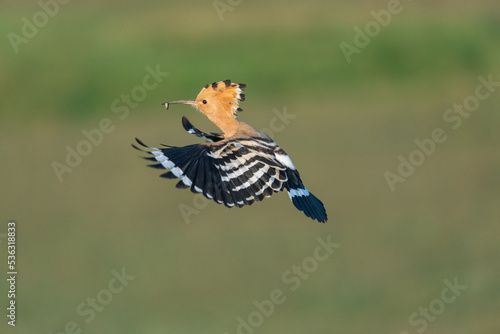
[202,100,207,104]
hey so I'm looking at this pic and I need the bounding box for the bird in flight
[133,80,327,223]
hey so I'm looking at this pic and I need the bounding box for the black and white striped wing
[181,116,224,143]
[133,137,288,208]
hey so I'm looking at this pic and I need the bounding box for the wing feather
[134,137,304,211]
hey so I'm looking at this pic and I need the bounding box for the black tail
[285,170,327,223]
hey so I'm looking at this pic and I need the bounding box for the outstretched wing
[181,116,224,143]
[132,137,288,208]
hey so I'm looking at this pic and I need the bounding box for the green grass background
[1,0,499,333]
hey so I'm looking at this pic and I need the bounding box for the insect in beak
[162,99,196,110]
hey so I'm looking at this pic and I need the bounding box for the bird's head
[164,80,246,120]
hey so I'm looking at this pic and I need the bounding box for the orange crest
[195,80,246,116]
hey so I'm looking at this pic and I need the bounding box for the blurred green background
[1,0,499,333]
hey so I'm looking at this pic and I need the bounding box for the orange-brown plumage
[165,80,259,138]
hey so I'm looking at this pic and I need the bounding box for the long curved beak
[162,99,196,110]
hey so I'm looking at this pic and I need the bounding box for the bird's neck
[205,110,242,137]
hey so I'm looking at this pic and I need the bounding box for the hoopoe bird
[133,80,327,223]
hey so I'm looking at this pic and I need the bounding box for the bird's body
[133,80,327,223]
